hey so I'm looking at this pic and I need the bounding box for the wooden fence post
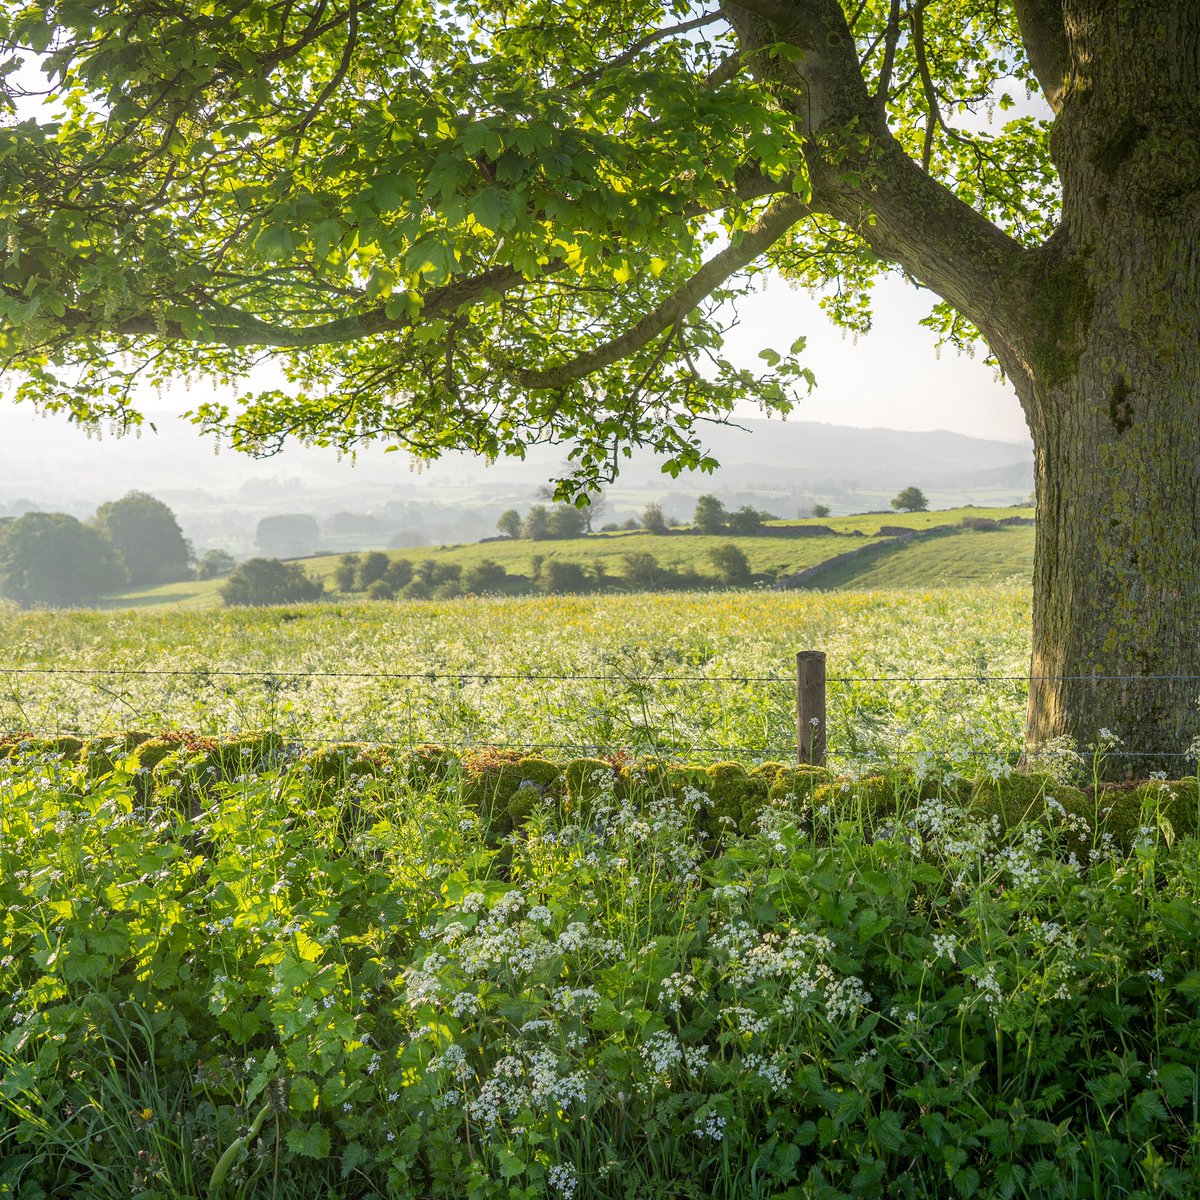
[797,650,827,766]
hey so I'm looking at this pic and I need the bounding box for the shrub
[621,550,660,587]
[333,552,361,591]
[356,550,390,588]
[960,516,1000,531]
[708,542,752,585]
[726,505,771,536]
[384,558,414,589]
[641,503,669,535]
[537,559,588,594]
[195,548,236,580]
[365,578,395,600]
[219,558,324,606]
[463,559,508,593]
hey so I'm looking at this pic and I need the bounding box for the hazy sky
[721,273,1029,443]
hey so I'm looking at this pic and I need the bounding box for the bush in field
[463,559,508,594]
[621,550,661,587]
[0,511,126,607]
[811,503,831,518]
[384,558,414,589]
[726,505,772,536]
[194,548,236,580]
[219,557,324,607]
[960,515,1000,531]
[333,552,361,591]
[641,502,669,535]
[94,491,192,585]
[708,542,752,585]
[357,550,390,588]
[365,578,395,601]
[537,559,588,594]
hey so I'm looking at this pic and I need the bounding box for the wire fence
[2,659,1197,771]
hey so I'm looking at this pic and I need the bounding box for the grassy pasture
[93,506,1035,612]
[0,588,1033,772]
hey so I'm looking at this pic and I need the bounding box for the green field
[1,587,1033,771]
[95,506,1036,612]
[8,561,1200,1199]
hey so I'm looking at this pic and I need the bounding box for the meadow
[4,583,1200,1198]
[1,588,1033,774]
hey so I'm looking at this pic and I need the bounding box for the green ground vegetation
[0,587,1034,774]
[2,740,1197,1198]
[95,506,1034,611]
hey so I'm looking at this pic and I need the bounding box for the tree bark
[1015,0,1200,774]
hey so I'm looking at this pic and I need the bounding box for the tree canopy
[94,490,191,585]
[891,486,928,513]
[0,0,1050,497]
[0,511,126,606]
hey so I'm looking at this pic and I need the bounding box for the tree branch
[872,0,901,104]
[725,0,1031,340]
[1011,0,1068,113]
[571,12,726,87]
[512,194,810,389]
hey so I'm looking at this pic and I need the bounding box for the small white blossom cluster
[548,1164,578,1199]
[639,1030,708,1081]
[465,1048,589,1130]
[694,1111,726,1141]
[658,972,698,1014]
[711,921,871,1022]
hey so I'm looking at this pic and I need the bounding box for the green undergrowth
[0,732,1195,853]
[2,739,1200,1199]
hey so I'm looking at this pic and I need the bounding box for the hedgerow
[2,739,1199,1198]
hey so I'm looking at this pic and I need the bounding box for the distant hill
[0,408,1033,553]
[0,410,1030,494]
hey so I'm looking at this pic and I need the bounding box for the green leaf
[1156,1062,1196,1106]
[286,1124,331,1160]
[470,186,514,234]
[404,236,455,285]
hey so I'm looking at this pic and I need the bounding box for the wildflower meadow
[2,587,1199,1198]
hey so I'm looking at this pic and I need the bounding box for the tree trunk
[1018,0,1200,776]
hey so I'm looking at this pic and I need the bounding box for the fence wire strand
[2,662,1197,764]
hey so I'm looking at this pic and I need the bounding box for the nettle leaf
[1155,1062,1196,1106]
[286,1124,332,1160]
